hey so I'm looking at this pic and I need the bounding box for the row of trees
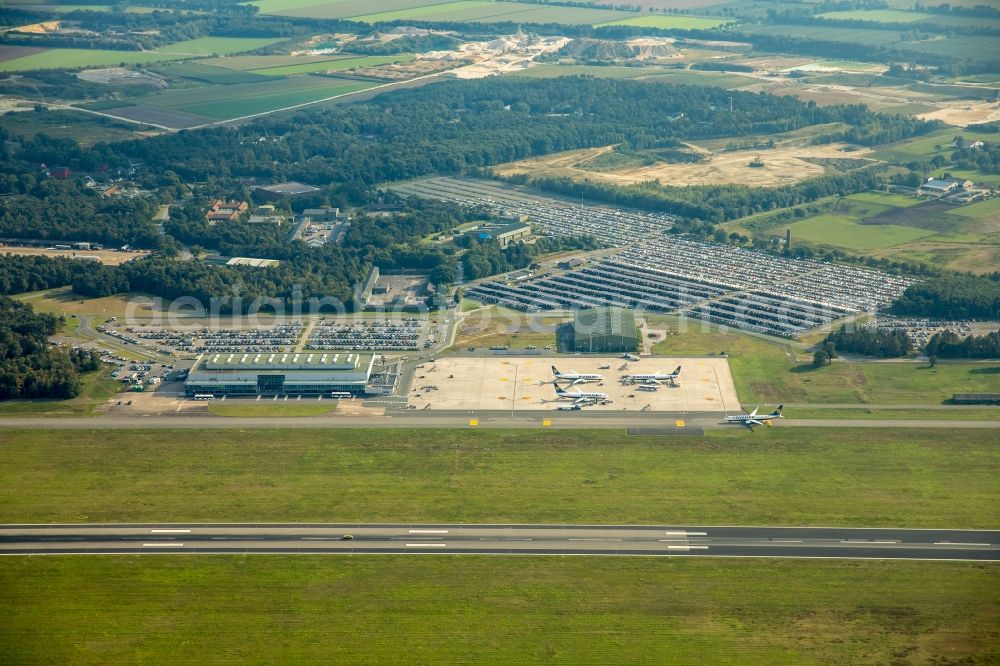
[925,329,1000,359]
[0,296,101,401]
[825,324,911,358]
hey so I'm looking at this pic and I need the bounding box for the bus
[193,393,216,401]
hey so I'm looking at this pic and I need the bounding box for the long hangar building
[185,351,380,397]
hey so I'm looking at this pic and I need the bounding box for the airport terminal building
[185,351,376,397]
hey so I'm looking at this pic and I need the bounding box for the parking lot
[408,356,740,413]
[392,176,675,246]
[469,237,918,338]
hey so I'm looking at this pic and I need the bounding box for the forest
[891,275,1000,320]
[0,296,101,400]
[0,254,110,296]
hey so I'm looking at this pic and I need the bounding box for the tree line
[824,324,911,358]
[926,329,1000,359]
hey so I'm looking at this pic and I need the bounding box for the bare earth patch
[917,101,1000,127]
[1,247,150,265]
[494,143,874,188]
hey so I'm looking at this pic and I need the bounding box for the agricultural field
[736,23,906,46]
[898,35,1000,61]
[0,36,285,72]
[95,75,380,127]
[493,142,875,188]
[597,14,732,29]
[199,53,355,70]
[1,427,998,526]
[149,61,271,85]
[249,0,636,24]
[250,54,415,76]
[818,9,933,22]
[2,557,997,665]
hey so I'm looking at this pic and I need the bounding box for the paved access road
[1,524,996,561]
[1,414,999,430]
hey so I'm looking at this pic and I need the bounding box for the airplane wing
[749,407,759,417]
[644,379,662,386]
[571,378,585,386]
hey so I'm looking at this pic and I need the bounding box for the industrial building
[572,306,638,353]
[185,351,376,397]
[467,221,531,247]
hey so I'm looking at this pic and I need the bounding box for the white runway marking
[934,542,990,546]
[142,543,185,547]
[569,538,622,542]
[405,543,447,548]
[408,529,448,534]
[150,529,190,534]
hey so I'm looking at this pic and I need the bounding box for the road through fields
[1,524,996,561]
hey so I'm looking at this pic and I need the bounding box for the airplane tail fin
[551,365,560,376]
[674,366,681,375]
[774,404,784,416]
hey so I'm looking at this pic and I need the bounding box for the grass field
[250,54,414,76]
[136,75,377,120]
[206,402,336,417]
[873,128,997,162]
[0,371,118,417]
[15,288,162,319]
[598,14,731,29]
[946,197,1000,219]
[784,407,1000,420]
[0,36,284,72]
[1,557,996,664]
[648,315,1000,404]
[1,427,997,527]
[782,214,935,249]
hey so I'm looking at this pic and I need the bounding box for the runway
[1,524,996,561]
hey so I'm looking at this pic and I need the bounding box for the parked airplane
[725,405,784,428]
[624,366,681,386]
[554,386,610,406]
[622,353,640,361]
[551,366,604,386]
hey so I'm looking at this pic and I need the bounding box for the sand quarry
[494,143,875,188]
